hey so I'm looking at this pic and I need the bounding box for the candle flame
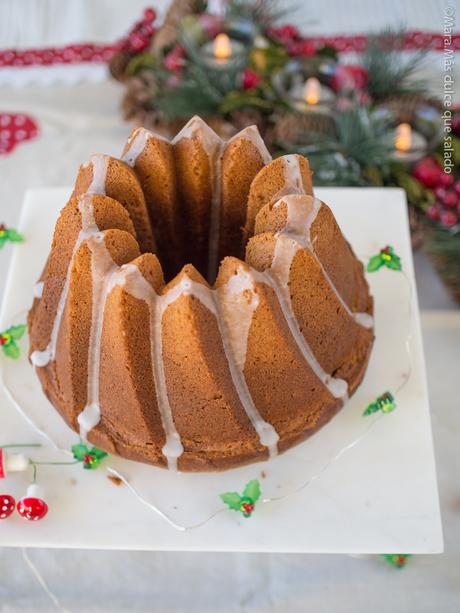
[213,33,232,60]
[395,123,412,152]
[303,77,321,105]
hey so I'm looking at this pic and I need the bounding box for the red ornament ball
[0,494,15,520]
[17,484,48,521]
[454,181,460,196]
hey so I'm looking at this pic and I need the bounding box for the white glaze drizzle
[116,265,184,470]
[216,267,279,456]
[30,196,100,367]
[33,281,44,299]
[276,195,373,329]
[282,155,305,193]
[260,196,349,401]
[121,127,169,168]
[226,125,272,165]
[173,117,225,283]
[115,264,280,461]
[86,154,108,195]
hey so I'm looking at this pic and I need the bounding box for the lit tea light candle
[289,76,335,114]
[201,32,246,69]
[213,33,232,63]
[395,123,412,152]
[392,122,428,163]
[303,77,321,105]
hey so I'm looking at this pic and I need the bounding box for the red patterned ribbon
[0,113,39,156]
[0,31,458,68]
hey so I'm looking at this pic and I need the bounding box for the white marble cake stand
[0,186,442,553]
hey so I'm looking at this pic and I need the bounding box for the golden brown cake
[28,116,374,472]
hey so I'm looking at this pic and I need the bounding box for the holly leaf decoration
[243,479,261,503]
[366,254,384,272]
[71,443,108,469]
[6,228,24,242]
[220,492,242,511]
[71,443,87,462]
[381,554,411,568]
[220,479,261,518]
[0,324,27,359]
[0,225,24,248]
[367,246,402,272]
[2,342,20,359]
[363,391,396,416]
[7,324,26,340]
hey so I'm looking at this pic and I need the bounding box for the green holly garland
[363,391,396,416]
[71,443,108,470]
[367,246,402,272]
[0,224,23,249]
[220,479,261,518]
[0,324,27,359]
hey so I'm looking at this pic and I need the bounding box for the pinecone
[150,0,200,57]
[122,72,159,121]
[109,50,134,82]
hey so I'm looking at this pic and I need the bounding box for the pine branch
[293,106,394,185]
[362,28,428,100]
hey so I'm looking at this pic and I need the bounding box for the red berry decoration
[143,8,156,22]
[0,494,15,520]
[413,157,443,189]
[439,173,454,188]
[440,210,458,227]
[434,187,447,202]
[454,181,460,196]
[443,191,457,209]
[242,68,262,90]
[426,205,440,222]
[17,484,48,521]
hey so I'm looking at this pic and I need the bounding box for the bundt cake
[28,116,374,472]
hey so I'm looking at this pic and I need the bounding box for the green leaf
[7,324,26,340]
[3,342,20,359]
[243,479,261,503]
[363,401,379,416]
[6,229,24,242]
[220,492,242,511]
[366,255,384,272]
[0,236,6,249]
[91,446,108,461]
[385,257,402,271]
[71,443,89,462]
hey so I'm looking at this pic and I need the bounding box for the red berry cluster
[268,25,316,57]
[120,8,156,54]
[413,158,459,228]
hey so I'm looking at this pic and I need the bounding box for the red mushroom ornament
[17,484,48,521]
[0,494,16,519]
